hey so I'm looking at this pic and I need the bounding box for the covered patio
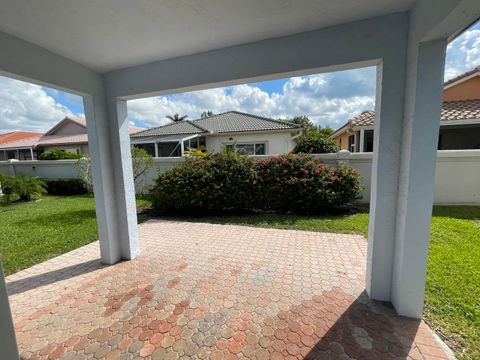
[0,0,479,358]
[7,221,451,359]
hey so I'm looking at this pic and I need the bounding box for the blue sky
[1,21,479,133]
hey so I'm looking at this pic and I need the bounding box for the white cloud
[128,67,377,129]
[0,77,74,133]
[0,21,478,133]
[445,22,480,80]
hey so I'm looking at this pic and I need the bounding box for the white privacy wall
[1,150,479,205]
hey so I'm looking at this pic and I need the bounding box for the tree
[166,113,189,122]
[201,111,215,119]
[280,115,333,136]
[293,132,339,154]
[75,147,154,194]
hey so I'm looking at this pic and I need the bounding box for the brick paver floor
[6,220,452,359]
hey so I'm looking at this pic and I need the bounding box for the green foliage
[254,155,361,213]
[152,151,256,214]
[74,148,154,194]
[293,132,339,154]
[151,153,362,214]
[280,115,337,153]
[43,178,87,195]
[1,175,46,202]
[201,111,215,118]
[166,113,189,122]
[281,115,335,137]
[131,147,154,193]
[184,146,207,157]
[39,149,82,160]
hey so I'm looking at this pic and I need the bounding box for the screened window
[183,136,206,150]
[158,142,181,157]
[134,143,155,157]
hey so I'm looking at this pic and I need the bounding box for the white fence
[1,150,479,205]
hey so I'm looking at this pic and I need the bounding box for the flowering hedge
[151,152,362,214]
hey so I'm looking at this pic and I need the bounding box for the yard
[0,196,478,359]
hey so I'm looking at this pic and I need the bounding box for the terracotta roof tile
[345,99,480,129]
[348,110,375,126]
[0,131,43,145]
[0,135,41,149]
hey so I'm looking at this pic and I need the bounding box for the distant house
[130,111,302,157]
[0,117,142,160]
[331,67,480,152]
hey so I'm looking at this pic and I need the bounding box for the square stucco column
[0,261,19,360]
[367,39,447,318]
[391,39,447,318]
[83,95,139,264]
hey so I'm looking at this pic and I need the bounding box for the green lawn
[0,197,478,359]
[0,195,150,276]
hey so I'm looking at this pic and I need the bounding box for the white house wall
[205,132,296,155]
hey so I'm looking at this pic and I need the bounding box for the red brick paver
[6,220,452,359]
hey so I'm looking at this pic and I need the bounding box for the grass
[183,206,480,360]
[1,196,478,359]
[0,194,150,276]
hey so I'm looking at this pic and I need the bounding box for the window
[158,142,181,157]
[364,130,374,152]
[134,143,155,157]
[183,136,206,150]
[348,135,355,152]
[63,148,81,154]
[224,142,267,155]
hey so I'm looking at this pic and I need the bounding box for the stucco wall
[443,76,480,101]
[1,150,479,205]
[205,131,298,155]
[50,121,87,135]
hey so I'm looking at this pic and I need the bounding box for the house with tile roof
[130,111,302,157]
[0,117,143,160]
[331,67,480,152]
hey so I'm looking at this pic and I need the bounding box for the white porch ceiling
[0,0,415,73]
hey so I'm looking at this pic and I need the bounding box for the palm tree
[166,113,189,122]
[201,111,214,119]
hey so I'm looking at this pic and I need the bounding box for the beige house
[331,67,480,152]
[0,117,142,160]
[131,111,303,157]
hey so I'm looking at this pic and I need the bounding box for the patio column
[367,39,447,318]
[391,39,447,317]
[83,95,139,264]
[0,261,19,360]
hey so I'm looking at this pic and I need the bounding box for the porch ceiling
[0,0,415,73]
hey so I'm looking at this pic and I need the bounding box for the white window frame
[223,142,268,155]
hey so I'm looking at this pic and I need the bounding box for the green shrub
[152,151,256,214]
[39,149,82,160]
[151,153,362,214]
[293,132,339,154]
[43,178,87,195]
[1,175,46,202]
[253,155,362,213]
